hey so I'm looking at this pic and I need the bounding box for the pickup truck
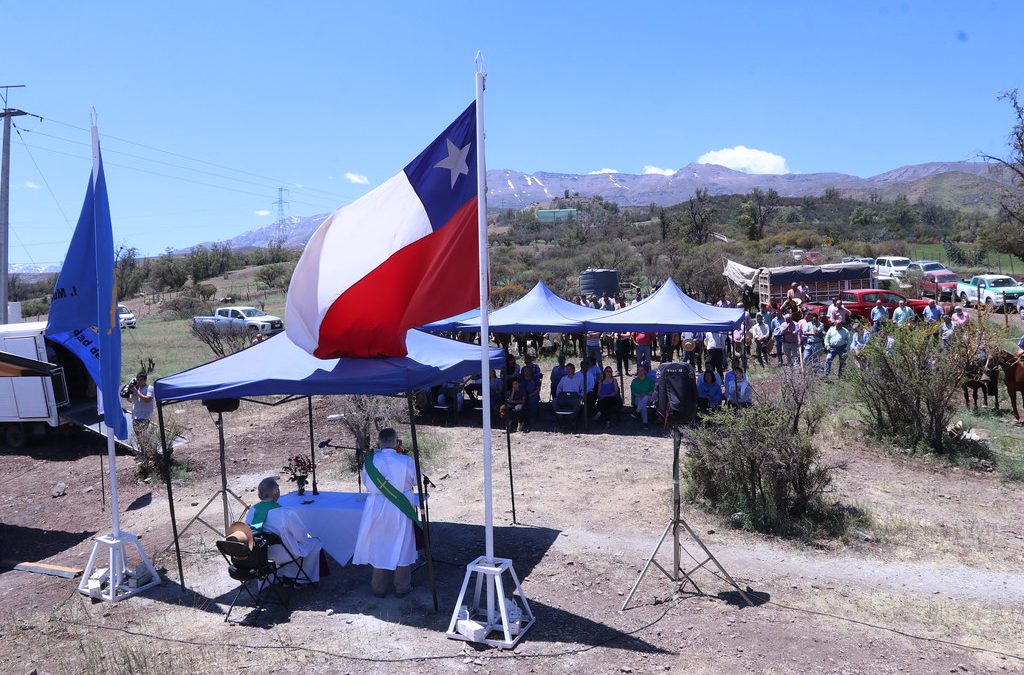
[955,275,1024,310]
[920,271,960,301]
[192,306,285,335]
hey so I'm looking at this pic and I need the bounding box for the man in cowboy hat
[246,476,323,583]
[353,428,419,597]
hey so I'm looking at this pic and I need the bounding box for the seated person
[549,354,568,400]
[519,366,541,431]
[554,362,585,417]
[696,371,723,413]
[505,378,526,431]
[724,366,753,408]
[247,477,323,583]
[630,365,656,426]
[594,366,622,425]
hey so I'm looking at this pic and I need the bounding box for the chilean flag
[286,103,480,358]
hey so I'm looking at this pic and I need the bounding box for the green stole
[364,450,422,529]
[250,500,281,530]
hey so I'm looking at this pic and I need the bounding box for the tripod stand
[165,409,248,550]
[620,426,753,611]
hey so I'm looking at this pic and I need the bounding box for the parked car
[801,250,824,264]
[804,288,930,324]
[875,256,912,279]
[790,248,805,262]
[117,304,136,329]
[855,257,876,266]
[956,274,1024,310]
[906,260,950,275]
[920,271,960,300]
[192,306,285,335]
[841,256,857,264]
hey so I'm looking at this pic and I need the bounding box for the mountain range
[196,160,1008,253]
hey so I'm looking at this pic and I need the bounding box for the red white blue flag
[286,102,480,358]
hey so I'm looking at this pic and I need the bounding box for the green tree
[981,89,1024,263]
[683,188,715,244]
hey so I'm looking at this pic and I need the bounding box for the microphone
[423,474,436,488]
[317,438,332,449]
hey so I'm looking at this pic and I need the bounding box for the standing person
[705,331,726,377]
[952,305,970,328]
[353,428,419,598]
[941,315,956,348]
[585,330,603,367]
[851,322,872,368]
[127,371,155,430]
[632,330,654,371]
[715,294,732,308]
[630,365,656,426]
[751,314,771,368]
[921,299,943,323]
[800,313,825,367]
[731,322,749,371]
[892,299,915,326]
[870,298,889,332]
[827,298,851,326]
[823,319,852,378]
[781,313,801,367]
[615,332,633,376]
[770,309,786,366]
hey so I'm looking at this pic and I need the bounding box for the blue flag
[45,127,127,440]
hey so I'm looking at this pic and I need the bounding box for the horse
[962,357,997,409]
[990,350,1024,419]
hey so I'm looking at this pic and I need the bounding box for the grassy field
[119,317,213,381]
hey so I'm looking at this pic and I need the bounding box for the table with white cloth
[278,490,422,566]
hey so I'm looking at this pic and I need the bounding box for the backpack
[655,362,697,426]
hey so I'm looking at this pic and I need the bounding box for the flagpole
[475,59,495,567]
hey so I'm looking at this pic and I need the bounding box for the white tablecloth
[278,491,368,566]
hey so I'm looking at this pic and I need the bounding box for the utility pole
[1,84,28,325]
[274,187,289,243]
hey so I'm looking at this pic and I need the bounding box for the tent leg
[408,395,438,612]
[307,397,319,495]
[157,402,185,590]
[505,420,516,525]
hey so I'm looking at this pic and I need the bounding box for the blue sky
[4,1,1022,267]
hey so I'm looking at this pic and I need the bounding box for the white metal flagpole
[446,53,536,649]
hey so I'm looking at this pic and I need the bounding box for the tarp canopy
[455,280,607,333]
[418,308,481,332]
[584,278,745,332]
[760,262,871,285]
[723,259,759,288]
[154,329,504,402]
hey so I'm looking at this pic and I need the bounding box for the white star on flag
[434,138,472,188]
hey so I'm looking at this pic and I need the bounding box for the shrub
[849,324,987,452]
[331,395,410,472]
[160,295,212,320]
[685,404,840,536]
[190,321,250,358]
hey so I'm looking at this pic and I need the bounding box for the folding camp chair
[259,530,315,587]
[215,532,282,622]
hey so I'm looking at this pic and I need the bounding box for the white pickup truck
[192,306,285,335]
[956,274,1024,309]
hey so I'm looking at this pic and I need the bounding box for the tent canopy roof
[154,330,503,403]
[584,278,744,332]
[419,308,481,332]
[457,280,607,333]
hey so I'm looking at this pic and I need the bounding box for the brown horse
[963,356,999,410]
[991,351,1024,419]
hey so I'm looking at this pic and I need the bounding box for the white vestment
[352,448,418,570]
[247,506,322,583]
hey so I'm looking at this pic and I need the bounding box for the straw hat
[682,338,697,352]
[225,521,254,551]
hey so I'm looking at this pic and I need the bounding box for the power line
[12,124,73,229]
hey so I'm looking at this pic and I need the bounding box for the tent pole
[217,412,230,534]
[407,394,438,612]
[157,402,185,589]
[307,397,319,495]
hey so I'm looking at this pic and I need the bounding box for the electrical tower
[1,84,29,324]
[274,187,289,243]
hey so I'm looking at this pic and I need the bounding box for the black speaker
[202,398,240,413]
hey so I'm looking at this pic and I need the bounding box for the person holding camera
[128,372,155,427]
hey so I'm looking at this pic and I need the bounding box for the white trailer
[0,321,111,448]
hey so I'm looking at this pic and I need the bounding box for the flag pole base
[77,532,160,602]
[446,556,535,649]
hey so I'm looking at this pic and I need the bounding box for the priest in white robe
[352,428,418,597]
[247,476,322,583]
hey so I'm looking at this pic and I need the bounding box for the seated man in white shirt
[247,477,322,584]
[554,362,585,417]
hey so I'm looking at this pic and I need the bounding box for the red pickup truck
[804,288,930,324]
[920,271,959,300]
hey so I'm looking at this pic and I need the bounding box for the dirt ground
[1,379,1023,674]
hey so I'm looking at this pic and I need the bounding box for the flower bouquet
[283,454,313,495]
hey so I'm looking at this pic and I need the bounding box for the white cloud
[697,145,789,174]
[344,172,370,185]
[587,168,619,175]
[295,183,304,189]
[642,166,676,176]
[254,209,271,216]
[24,180,40,189]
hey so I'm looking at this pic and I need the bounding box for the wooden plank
[0,560,84,579]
